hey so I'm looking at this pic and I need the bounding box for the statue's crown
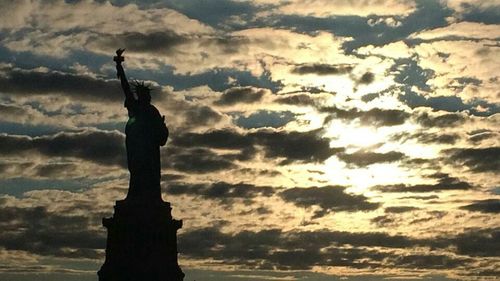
[132,80,152,94]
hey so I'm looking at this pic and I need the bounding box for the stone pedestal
[98,199,184,281]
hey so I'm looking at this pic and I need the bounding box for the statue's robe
[125,97,166,201]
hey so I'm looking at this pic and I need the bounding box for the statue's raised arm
[114,48,134,102]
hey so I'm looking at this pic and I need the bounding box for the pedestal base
[98,199,184,281]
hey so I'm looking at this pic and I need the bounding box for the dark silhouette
[98,49,184,281]
[115,48,169,201]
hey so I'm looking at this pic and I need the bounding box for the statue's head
[133,80,151,104]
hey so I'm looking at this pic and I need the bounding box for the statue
[99,49,184,281]
[114,49,169,201]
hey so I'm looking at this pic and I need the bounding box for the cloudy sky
[0,0,499,280]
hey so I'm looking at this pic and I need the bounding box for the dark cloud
[2,198,493,271]
[465,268,500,278]
[178,225,495,270]
[165,147,236,173]
[417,132,460,145]
[409,210,447,225]
[444,147,500,173]
[460,199,500,214]
[321,106,410,126]
[358,72,374,84]
[161,173,185,181]
[235,110,295,129]
[33,163,78,178]
[370,215,395,227]
[400,157,440,171]
[0,161,32,176]
[0,204,104,259]
[375,173,473,193]
[468,130,496,144]
[274,94,316,106]
[183,105,223,127]
[0,103,29,117]
[471,123,494,134]
[214,86,267,106]
[361,92,380,102]
[171,129,251,149]
[0,130,126,167]
[399,195,439,200]
[390,254,471,269]
[0,66,122,102]
[172,129,342,164]
[166,181,275,203]
[279,86,334,96]
[237,167,282,177]
[359,108,410,126]
[371,206,421,226]
[449,77,482,92]
[451,228,500,257]
[416,112,466,128]
[178,227,414,270]
[238,206,272,216]
[93,29,252,57]
[393,131,460,145]
[385,206,420,213]
[203,35,251,54]
[291,64,353,76]
[280,186,379,217]
[301,86,331,94]
[93,31,187,55]
[250,129,342,164]
[338,151,405,167]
